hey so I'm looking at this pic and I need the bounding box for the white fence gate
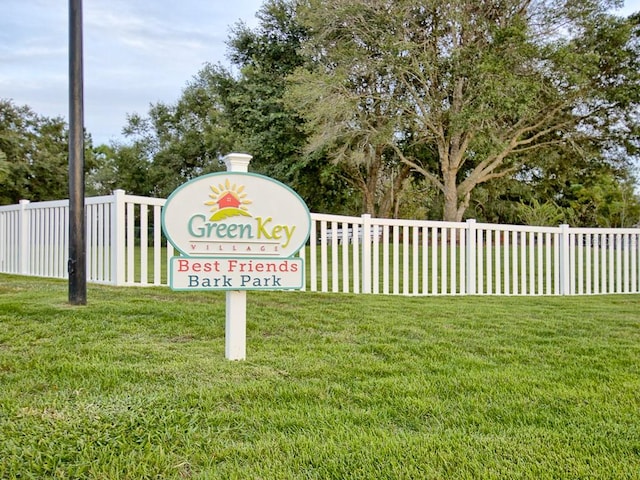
[1,191,639,295]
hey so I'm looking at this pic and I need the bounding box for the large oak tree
[292,0,640,221]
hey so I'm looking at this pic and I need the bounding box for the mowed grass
[0,275,639,479]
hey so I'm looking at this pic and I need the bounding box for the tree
[111,0,358,213]
[286,67,414,217]
[86,142,157,197]
[0,99,95,204]
[111,92,230,198]
[212,0,359,213]
[294,0,640,221]
[286,2,415,217]
[223,0,308,179]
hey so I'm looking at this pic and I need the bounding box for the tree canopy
[3,0,640,226]
[290,0,640,221]
[0,100,96,205]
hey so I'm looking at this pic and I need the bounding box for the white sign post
[161,152,311,361]
[224,153,251,360]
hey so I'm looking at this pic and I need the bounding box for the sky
[1,0,639,146]
[1,0,264,145]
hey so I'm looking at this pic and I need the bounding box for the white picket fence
[1,190,639,295]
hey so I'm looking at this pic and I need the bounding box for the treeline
[2,0,640,227]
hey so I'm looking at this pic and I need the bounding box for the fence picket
[372,223,380,294]
[412,226,419,295]
[153,205,162,285]
[632,234,638,292]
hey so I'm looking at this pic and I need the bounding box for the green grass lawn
[1,275,639,479]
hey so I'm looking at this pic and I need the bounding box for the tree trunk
[442,169,461,222]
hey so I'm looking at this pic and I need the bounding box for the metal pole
[68,0,86,304]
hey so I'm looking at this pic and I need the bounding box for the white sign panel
[162,172,311,259]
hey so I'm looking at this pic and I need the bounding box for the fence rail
[1,191,639,296]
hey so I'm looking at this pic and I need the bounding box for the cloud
[1,0,263,143]
[85,1,230,61]
[74,1,240,143]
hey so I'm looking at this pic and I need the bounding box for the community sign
[162,172,311,291]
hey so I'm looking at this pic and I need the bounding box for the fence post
[362,214,372,294]
[18,200,30,275]
[111,189,126,286]
[559,224,570,295]
[466,218,476,295]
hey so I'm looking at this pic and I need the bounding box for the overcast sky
[1,0,264,145]
[1,0,639,146]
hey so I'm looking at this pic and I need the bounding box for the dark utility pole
[68,0,86,304]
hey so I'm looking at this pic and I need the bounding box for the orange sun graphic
[204,179,252,221]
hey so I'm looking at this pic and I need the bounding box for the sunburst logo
[204,179,252,221]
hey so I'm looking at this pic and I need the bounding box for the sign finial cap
[223,153,252,173]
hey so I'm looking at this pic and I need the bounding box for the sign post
[224,153,251,360]
[161,153,311,361]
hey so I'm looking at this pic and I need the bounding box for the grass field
[1,275,639,479]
